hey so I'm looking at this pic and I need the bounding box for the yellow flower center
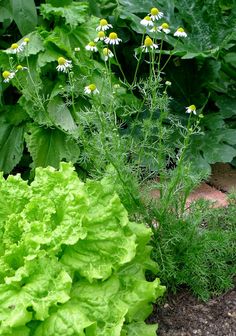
[98,31,105,38]
[177,27,184,32]
[2,71,10,79]
[88,41,96,46]
[109,32,117,40]
[58,57,66,65]
[11,43,19,49]
[189,104,196,111]
[100,19,108,26]
[24,38,30,43]
[16,65,23,70]
[144,37,153,47]
[144,16,151,21]
[88,84,96,91]
[162,23,169,29]
[151,8,159,15]
[103,48,109,56]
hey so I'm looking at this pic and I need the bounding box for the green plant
[150,199,236,301]
[1,0,234,308]
[109,0,236,172]
[0,0,37,40]
[0,162,165,335]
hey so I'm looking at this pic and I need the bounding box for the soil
[149,285,236,336]
[148,163,236,336]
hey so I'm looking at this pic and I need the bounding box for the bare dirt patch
[149,285,236,336]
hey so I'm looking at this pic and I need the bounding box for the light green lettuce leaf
[34,302,95,336]
[0,255,72,333]
[0,162,164,335]
[121,321,157,335]
[61,178,137,282]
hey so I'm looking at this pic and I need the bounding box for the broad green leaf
[40,2,88,28]
[25,124,80,168]
[10,0,37,35]
[45,0,73,6]
[22,31,44,56]
[203,142,236,164]
[203,113,225,130]
[4,104,28,126]
[224,52,236,68]
[118,0,156,13]
[18,95,53,127]
[215,95,236,118]
[47,96,77,133]
[0,120,24,174]
[220,129,236,145]
[88,0,117,16]
[44,26,72,55]
[0,0,12,22]
[37,45,62,68]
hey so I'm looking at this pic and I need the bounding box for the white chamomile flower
[56,57,72,72]
[6,42,24,54]
[186,104,197,115]
[16,65,28,71]
[96,19,113,31]
[149,7,164,21]
[174,27,187,37]
[149,26,159,33]
[2,70,16,82]
[94,31,106,42]
[105,32,122,45]
[21,37,30,47]
[84,84,99,95]
[74,47,80,52]
[85,41,98,52]
[140,16,154,27]
[141,36,158,53]
[102,48,114,61]
[158,23,170,34]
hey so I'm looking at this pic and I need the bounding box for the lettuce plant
[0,162,165,335]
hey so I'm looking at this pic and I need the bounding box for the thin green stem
[25,52,45,112]
[112,46,128,85]
[159,114,193,217]
[131,33,145,87]
[68,71,77,121]
[157,37,164,79]
[160,39,179,73]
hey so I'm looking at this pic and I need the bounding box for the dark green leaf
[118,0,156,13]
[224,52,236,68]
[25,124,80,168]
[0,0,13,22]
[23,31,44,56]
[0,119,24,173]
[203,142,236,164]
[4,104,29,126]
[215,96,236,118]
[47,96,77,133]
[10,0,37,35]
[40,2,88,28]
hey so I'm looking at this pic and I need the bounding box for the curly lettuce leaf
[0,255,72,333]
[0,162,164,335]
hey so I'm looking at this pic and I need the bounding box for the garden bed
[149,284,236,336]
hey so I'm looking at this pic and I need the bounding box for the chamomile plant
[0,6,206,223]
